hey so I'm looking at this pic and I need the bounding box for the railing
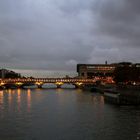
[0,78,96,84]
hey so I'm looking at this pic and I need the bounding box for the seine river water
[0,88,140,140]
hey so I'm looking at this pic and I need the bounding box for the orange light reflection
[17,89,21,111]
[8,92,12,105]
[17,89,21,102]
[0,90,4,106]
[27,89,31,112]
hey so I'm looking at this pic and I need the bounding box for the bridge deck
[0,78,96,83]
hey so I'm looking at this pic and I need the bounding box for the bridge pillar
[56,84,61,88]
[74,84,79,89]
[37,84,43,88]
[56,82,63,88]
[35,82,43,89]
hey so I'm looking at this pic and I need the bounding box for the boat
[104,89,120,104]
[90,86,104,93]
[104,89,140,105]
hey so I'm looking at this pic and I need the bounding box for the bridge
[0,78,97,89]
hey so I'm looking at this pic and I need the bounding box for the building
[0,69,21,79]
[0,69,9,79]
[113,62,140,84]
[77,64,116,78]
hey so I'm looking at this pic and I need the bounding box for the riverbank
[104,85,140,105]
[82,84,140,105]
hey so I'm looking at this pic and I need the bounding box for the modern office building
[77,64,116,78]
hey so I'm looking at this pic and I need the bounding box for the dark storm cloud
[0,0,95,70]
[0,0,140,71]
[88,0,140,63]
[96,0,140,48]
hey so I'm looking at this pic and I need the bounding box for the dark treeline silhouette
[4,72,21,78]
[0,69,22,79]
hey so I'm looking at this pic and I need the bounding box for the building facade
[77,64,116,78]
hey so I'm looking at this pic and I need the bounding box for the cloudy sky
[0,0,140,72]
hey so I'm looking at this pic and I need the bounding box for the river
[0,88,140,140]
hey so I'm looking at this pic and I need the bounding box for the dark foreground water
[0,89,140,140]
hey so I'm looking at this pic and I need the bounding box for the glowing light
[133,82,136,85]
[0,82,5,86]
[76,82,83,86]
[35,82,43,86]
[16,82,23,86]
[56,82,63,85]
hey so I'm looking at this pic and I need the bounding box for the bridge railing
[0,78,96,83]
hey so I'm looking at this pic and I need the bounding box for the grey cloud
[0,0,140,72]
[87,0,140,64]
[57,0,94,16]
[0,0,94,70]
[96,0,140,47]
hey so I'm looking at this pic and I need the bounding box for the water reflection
[91,94,104,105]
[8,90,12,106]
[17,89,21,101]
[0,89,140,140]
[27,89,31,112]
[56,88,63,94]
[0,91,4,119]
[17,89,21,112]
[8,89,12,94]
[0,90,4,107]
[76,89,83,94]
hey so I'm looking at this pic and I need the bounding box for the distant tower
[105,61,108,65]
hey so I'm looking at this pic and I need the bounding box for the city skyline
[0,0,140,71]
